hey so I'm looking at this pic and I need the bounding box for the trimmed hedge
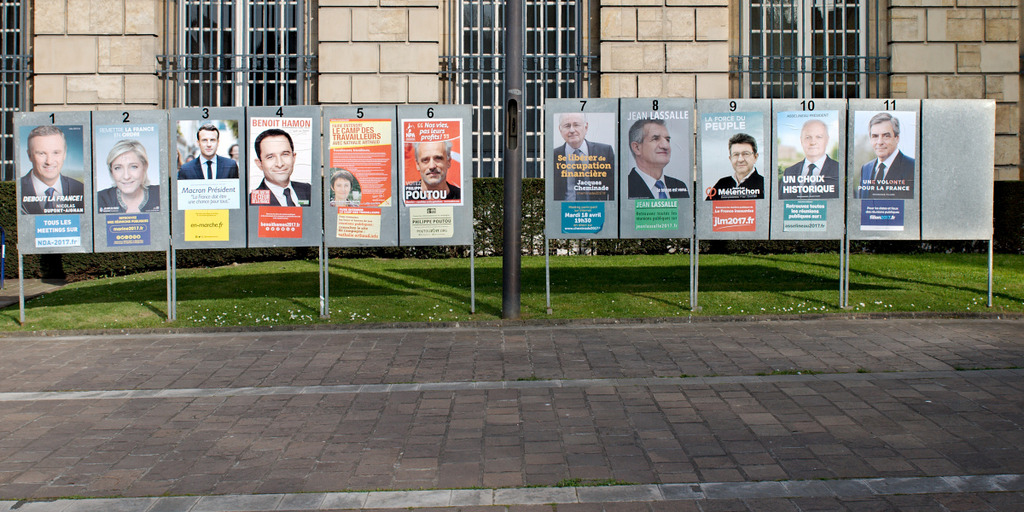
[2,179,1023,281]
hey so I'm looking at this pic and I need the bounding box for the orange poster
[328,119,393,207]
[257,206,303,238]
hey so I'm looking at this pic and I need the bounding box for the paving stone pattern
[0,319,1021,511]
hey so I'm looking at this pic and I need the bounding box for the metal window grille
[0,0,28,181]
[734,0,887,98]
[159,0,316,107]
[441,0,595,178]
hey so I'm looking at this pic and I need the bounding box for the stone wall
[599,0,730,98]
[889,0,1020,180]
[317,0,441,104]
[32,0,161,110]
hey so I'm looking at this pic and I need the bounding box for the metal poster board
[245,106,323,248]
[15,111,93,254]
[618,98,694,239]
[846,99,921,240]
[323,105,399,247]
[696,99,772,240]
[92,110,170,253]
[920,99,995,240]
[544,98,620,239]
[397,105,474,246]
[170,107,247,249]
[769,99,846,240]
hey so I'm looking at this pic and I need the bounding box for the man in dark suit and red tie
[178,124,239,180]
[856,112,915,199]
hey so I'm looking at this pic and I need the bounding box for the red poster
[401,119,463,206]
[257,206,302,238]
[712,200,756,232]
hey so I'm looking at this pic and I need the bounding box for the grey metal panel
[617,98,694,239]
[15,111,94,254]
[170,107,248,249]
[544,98,620,239]
[397,105,474,246]
[695,99,772,240]
[245,106,323,248]
[921,99,995,240]
[769,99,846,241]
[322,105,399,248]
[92,110,170,253]
[846,99,921,240]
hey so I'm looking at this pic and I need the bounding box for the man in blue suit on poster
[856,112,915,199]
[178,124,239,180]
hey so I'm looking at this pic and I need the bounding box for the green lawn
[3,253,1022,331]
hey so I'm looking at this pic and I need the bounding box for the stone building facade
[19,0,1022,180]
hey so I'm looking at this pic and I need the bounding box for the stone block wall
[32,0,161,110]
[317,0,441,104]
[889,0,1020,180]
[599,0,730,98]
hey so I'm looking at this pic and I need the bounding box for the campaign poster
[94,124,162,215]
[248,117,314,208]
[401,118,463,205]
[248,117,313,239]
[776,110,840,200]
[700,112,766,202]
[409,206,455,238]
[329,118,393,207]
[851,111,917,200]
[712,201,756,232]
[175,119,242,210]
[18,124,87,216]
[561,202,605,234]
[783,200,828,232]
[337,207,382,240]
[623,112,690,200]
[861,200,904,231]
[552,112,616,201]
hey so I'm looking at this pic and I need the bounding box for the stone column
[890,0,1020,180]
[318,0,441,104]
[600,0,729,98]
[33,0,161,110]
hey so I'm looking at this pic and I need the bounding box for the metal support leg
[988,239,994,307]
[690,237,701,312]
[470,242,476,314]
[320,238,329,319]
[166,247,175,321]
[18,254,24,325]
[545,236,552,314]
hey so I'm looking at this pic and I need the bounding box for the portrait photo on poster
[329,118,394,207]
[700,112,766,201]
[176,120,240,180]
[852,111,917,199]
[94,124,162,214]
[624,114,690,200]
[247,118,314,207]
[176,119,242,211]
[776,110,841,200]
[401,118,463,206]
[18,124,87,215]
[552,111,616,201]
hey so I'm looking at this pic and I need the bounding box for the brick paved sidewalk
[0,318,1022,511]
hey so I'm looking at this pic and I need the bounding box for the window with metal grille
[441,0,595,178]
[160,0,315,107]
[734,0,887,99]
[0,0,28,181]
